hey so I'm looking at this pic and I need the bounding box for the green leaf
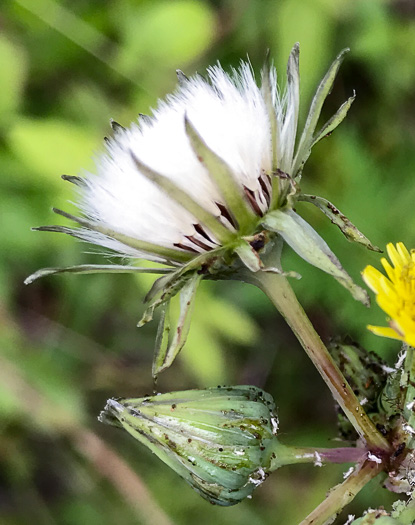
[138,268,196,327]
[261,52,280,172]
[24,264,173,285]
[298,194,381,252]
[235,241,263,272]
[280,43,300,174]
[311,92,355,148]
[152,272,202,376]
[152,303,171,375]
[263,209,369,305]
[292,49,349,177]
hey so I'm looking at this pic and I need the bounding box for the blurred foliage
[1,0,415,523]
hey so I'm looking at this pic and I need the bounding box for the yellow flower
[362,242,415,347]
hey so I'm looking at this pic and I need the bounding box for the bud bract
[99,385,281,506]
[330,340,389,440]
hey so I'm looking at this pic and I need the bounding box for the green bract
[99,385,281,506]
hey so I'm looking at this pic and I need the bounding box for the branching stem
[250,271,391,453]
[299,460,383,525]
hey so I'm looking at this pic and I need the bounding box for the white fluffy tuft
[76,61,293,259]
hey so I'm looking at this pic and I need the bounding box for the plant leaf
[263,209,369,305]
[176,69,190,85]
[311,92,355,148]
[61,174,86,187]
[138,268,196,327]
[24,264,173,285]
[298,194,381,252]
[152,303,171,376]
[234,240,263,272]
[261,51,280,172]
[292,48,349,177]
[281,43,300,174]
[152,272,202,376]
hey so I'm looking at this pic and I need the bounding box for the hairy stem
[250,271,390,452]
[299,460,383,525]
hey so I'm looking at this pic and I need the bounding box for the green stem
[299,459,383,525]
[270,443,366,470]
[250,271,390,453]
[403,345,415,424]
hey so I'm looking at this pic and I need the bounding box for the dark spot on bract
[392,442,405,458]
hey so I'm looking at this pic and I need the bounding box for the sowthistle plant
[26,44,415,524]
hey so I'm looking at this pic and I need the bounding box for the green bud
[330,340,389,440]
[99,386,281,506]
[331,340,388,404]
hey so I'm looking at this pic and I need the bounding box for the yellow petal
[377,293,400,319]
[396,242,411,265]
[362,265,385,293]
[367,324,404,342]
[364,242,415,348]
[386,243,403,270]
[381,258,395,282]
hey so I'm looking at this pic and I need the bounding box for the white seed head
[29,46,362,321]
[73,61,297,261]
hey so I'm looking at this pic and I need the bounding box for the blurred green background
[1,0,415,523]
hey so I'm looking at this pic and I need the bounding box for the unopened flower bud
[99,385,282,506]
[330,340,389,440]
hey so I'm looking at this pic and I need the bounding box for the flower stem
[270,443,366,470]
[299,459,383,525]
[250,271,391,453]
[404,345,415,423]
